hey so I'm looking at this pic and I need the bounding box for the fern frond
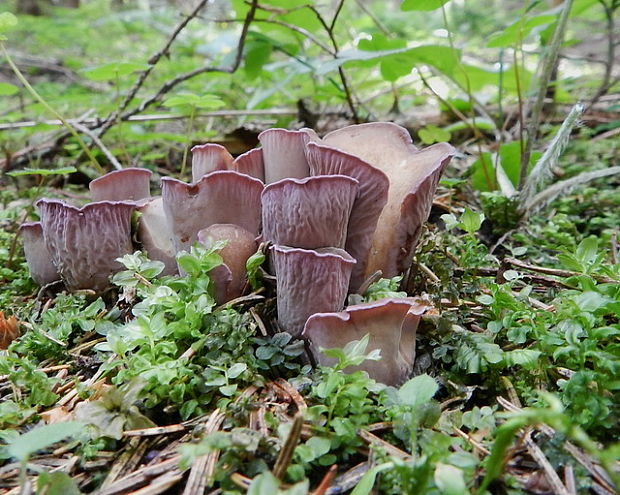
[519,103,584,210]
[523,166,620,215]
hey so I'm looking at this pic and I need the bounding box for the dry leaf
[0,311,20,349]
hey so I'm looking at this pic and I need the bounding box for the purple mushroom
[89,167,152,203]
[161,170,263,253]
[197,224,258,304]
[191,143,234,183]
[19,222,60,285]
[36,199,136,292]
[270,245,355,336]
[303,298,431,386]
[261,175,358,250]
[320,123,455,280]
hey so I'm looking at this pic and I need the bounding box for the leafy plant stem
[180,106,196,177]
[518,0,575,190]
[0,44,103,173]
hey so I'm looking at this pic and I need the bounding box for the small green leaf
[219,384,237,396]
[401,0,451,11]
[504,349,541,367]
[8,422,84,461]
[226,362,247,379]
[37,472,81,495]
[487,15,556,48]
[248,471,279,495]
[352,462,394,495]
[82,62,147,81]
[0,82,19,96]
[434,463,467,495]
[0,12,18,40]
[397,374,438,408]
[460,208,484,234]
[306,436,331,458]
[418,124,451,145]
[575,237,598,264]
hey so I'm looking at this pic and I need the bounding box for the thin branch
[0,108,298,131]
[72,123,123,170]
[504,256,618,284]
[114,0,258,127]
[205,16,335,54]
[0,44,103,173]
[2,0,259,171]
[96,0,212,138]
[310,2,359,122]
[329,0,346,32]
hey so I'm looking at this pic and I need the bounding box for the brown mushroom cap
[302,298,431,386]
[322,122,454,278]
[191,143,234,183]
[36,199,135,292]
[258,128,318,184]
[89,168,152,203]
[261,175,358,250]
[19,221,60,286]
[161,170,263,253]
[306,142,389,290]
[271,245,355,337]
[197,224,258,304]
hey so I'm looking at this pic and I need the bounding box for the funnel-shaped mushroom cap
[323,123,454,278]
[306,142,389,290]
[89,168,152,203]
[271,245,355,336]
[197,224,258,304]
[303,298,430,386]
[19,222,60,285]
[136,197,177,276]
[262,175,358,250]
[36,199,135,292]
[258,128,318,184]
[191,143,234,183]
[161,170,263,253]
[233,148,264,182]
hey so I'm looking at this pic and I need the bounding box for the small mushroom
[161,170,263,253]
[306,142,389,290]
[261,175,358,250]
[136,197,178,276]
[191,143,234,183]
[258,128,319,184]
[37,199,136,292]
[19,222,60,285]
[322,123,455,279]
[303,298,430,386]
[232,148,265,182]
[197,224,258,304]
[270,245,355,336]
[89,168,152,203]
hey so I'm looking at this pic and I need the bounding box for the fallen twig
[504,257,617,284]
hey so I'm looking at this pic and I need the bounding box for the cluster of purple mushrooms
[20,122,454,386]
